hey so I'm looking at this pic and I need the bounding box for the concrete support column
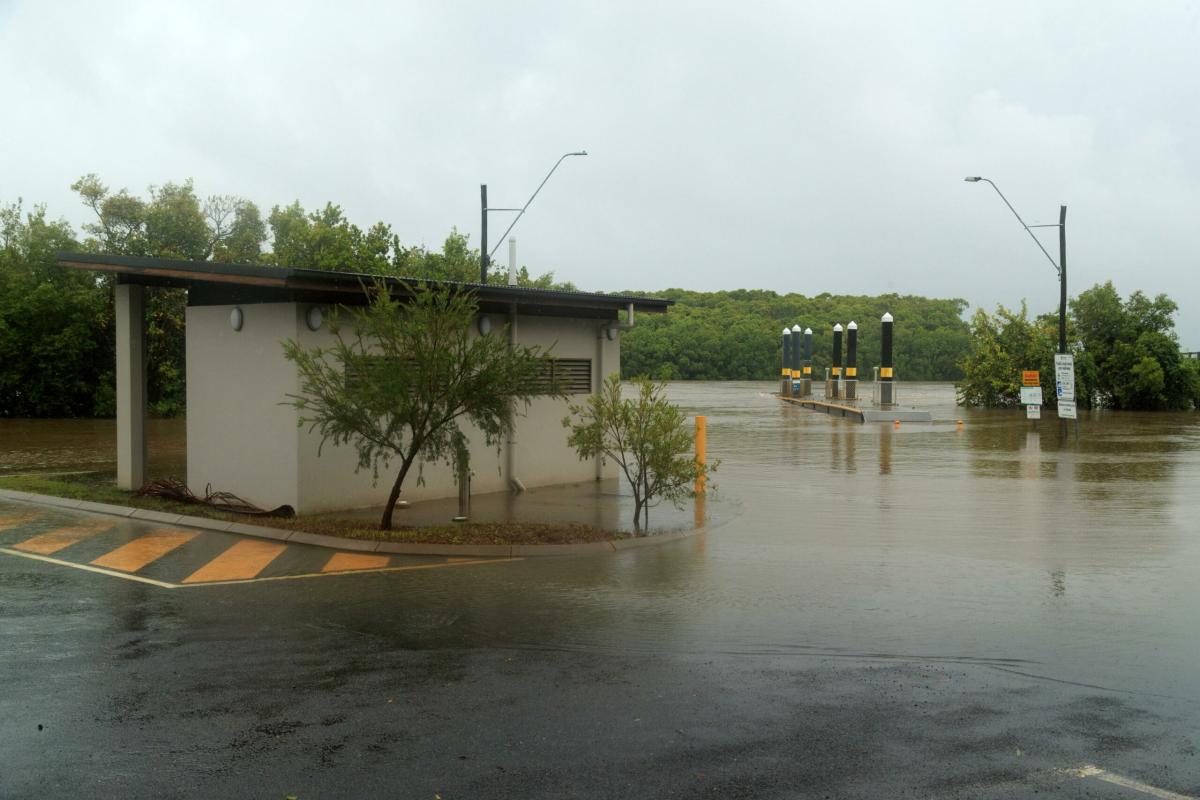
[115,283,148,490]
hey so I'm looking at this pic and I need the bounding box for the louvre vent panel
[345,357,592,395]
[530,358,593,394]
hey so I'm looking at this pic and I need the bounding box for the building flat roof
[56,252,672,319]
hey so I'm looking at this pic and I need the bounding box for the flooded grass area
[0,417,186,478]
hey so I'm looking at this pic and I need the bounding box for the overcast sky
[2,1,1198,344]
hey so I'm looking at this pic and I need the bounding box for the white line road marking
[175,557,521,587]
[1060,765,1196,799]
[0,546,178,588]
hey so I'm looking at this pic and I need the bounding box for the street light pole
[480,184,488,283]
[964,177,1067,355]
[1058,204,1067,355]
[480,150,587,284]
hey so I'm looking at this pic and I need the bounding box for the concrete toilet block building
[58,253,672,514]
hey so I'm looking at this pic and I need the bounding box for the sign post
[1020,370,1042,421]
[1054,354,1077,420]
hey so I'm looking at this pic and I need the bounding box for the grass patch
[0,473,629,546]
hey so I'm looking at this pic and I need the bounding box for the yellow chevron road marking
[2,539,520,589]
[0,510,41,529]
[91,530,197,572]
[12,519,111,555]
[176,557,520,588]
[182,539,287,584]
[322,552,392,572]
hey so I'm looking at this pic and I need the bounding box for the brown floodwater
[0,417,186,478]
[2,382,1198,701]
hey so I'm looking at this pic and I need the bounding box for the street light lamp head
[964,176,983,182]
[569,151,588,157]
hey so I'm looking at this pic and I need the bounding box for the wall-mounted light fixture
[229,307,244,331]
[306,306,324,331]
[477,315,492,335]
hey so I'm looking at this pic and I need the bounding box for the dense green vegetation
[620,289,971,381]
[6,175,1195,418]
[957,283,1200,410]
[1,176,573,418]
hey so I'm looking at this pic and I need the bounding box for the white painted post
[115,283,147,490]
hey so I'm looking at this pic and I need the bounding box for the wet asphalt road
[2,382,1199,798]
[1,553,1195,799]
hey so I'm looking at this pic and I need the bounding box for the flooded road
[3,381,1199,796]
[321,380,1195,701]
[5,382,1195,699]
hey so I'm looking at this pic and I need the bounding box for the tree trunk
[380,456,416,530]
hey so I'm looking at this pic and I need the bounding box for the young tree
[956,302,1059,408]
[563,375,711,533]
[282,281,557,530]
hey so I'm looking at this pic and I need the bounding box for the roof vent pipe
[508,237,517,286]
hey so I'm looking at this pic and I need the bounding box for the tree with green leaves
[955,302,1060,408]
[282,281,559,530]
[1070,282,1199,410]
[957,283,1200,411]
[70,174,270,415]
[563,375,711,533]
[619,289,971,381]
[0,201,115,417]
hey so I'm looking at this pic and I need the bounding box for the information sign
[1020,386,1043,406]
[1054,354,1076,401]
[1026,404,1041,419]
[1022,370,1040,386]
[1058,400,1077,419]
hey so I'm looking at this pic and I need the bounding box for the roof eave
[55,252,673,313]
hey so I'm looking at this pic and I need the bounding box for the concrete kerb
[0,488,706,558]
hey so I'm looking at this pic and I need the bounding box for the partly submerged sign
[1054,354,1076,402]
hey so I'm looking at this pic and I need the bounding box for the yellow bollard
[956,419,964,431]
[694,415,707,494]
[893,419,901,429]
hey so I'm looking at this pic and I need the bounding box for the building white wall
[186,302,621,515]
[186,303,302,511]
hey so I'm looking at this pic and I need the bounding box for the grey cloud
[2,0,1197,344]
